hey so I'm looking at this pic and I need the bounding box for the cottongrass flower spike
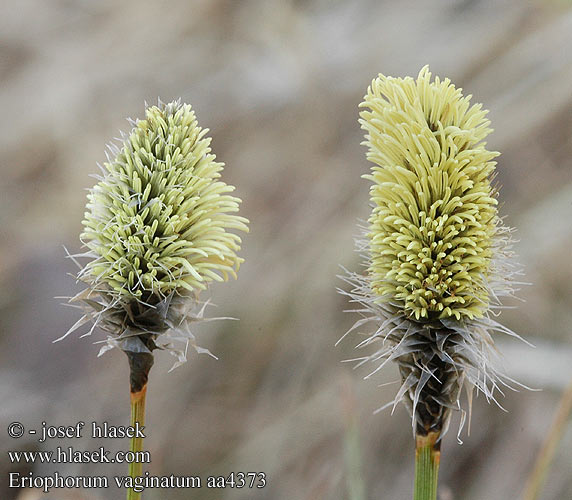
[63,100,248,500]
[341,67,527,500]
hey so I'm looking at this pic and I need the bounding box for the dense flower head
[81,100,248,299]
[360,66,499,321]
[63,100,248,367]
[341,67,525,440]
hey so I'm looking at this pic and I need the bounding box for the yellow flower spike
[361,66,498,321]
[341,67,528,448]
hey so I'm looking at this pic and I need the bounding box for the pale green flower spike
[361,65,498,322]
[83,100,247,298]
[340,67,529,444]
[63,100,248,370]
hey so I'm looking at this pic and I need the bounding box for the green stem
[413,432,440,500]
[127,386,147,500]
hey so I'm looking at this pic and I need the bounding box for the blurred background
[1,0,572,499]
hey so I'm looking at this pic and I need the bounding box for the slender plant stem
[413,432,440,500]
[127,385,147,500]
[522,379,572,500]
